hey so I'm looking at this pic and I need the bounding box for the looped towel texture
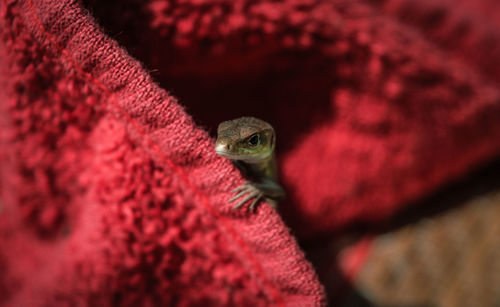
[1,0,500,305]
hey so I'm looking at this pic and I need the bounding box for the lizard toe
[248,194,264,212]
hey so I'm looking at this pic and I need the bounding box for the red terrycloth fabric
[1,0,500,306]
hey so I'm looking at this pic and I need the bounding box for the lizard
[215,117,285,211]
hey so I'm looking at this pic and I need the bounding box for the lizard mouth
[215,149,240,160]
[215,147,252,161]
[215,143,271,162]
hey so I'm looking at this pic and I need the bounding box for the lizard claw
[232,181,251,193]
[229,182,265,211]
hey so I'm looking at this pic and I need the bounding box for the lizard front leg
[229,178,285,211]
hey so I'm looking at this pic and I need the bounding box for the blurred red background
[1,0,499,306]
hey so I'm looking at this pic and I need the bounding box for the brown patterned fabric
[348,190,500,307]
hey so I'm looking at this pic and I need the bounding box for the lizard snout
[215,142,231,154]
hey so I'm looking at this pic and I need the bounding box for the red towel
[1,0,500,306]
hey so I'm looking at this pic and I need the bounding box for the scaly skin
[215,117,285,211]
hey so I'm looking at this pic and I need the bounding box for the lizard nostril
[226,144,231,151]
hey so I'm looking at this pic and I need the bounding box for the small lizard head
[215,117,275,162]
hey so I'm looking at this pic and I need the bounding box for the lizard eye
[247,134,260,146]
